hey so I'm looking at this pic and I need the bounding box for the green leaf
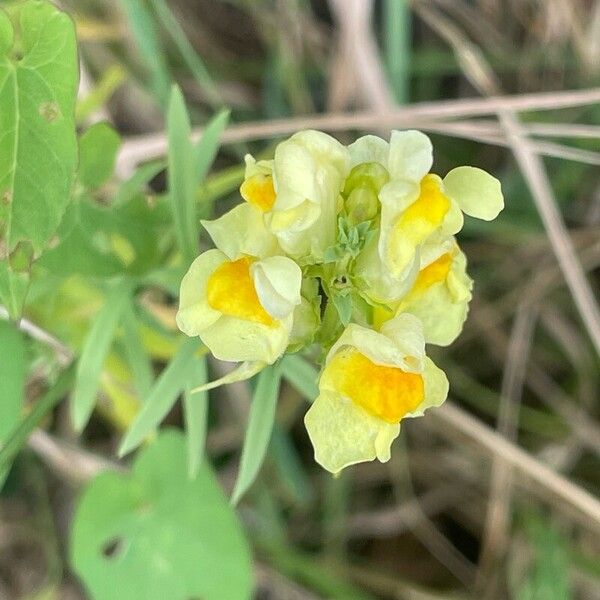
[194,108,230,185]
[147,0,221,106]
[331,291,352,326]
[183,355,208,478]
[0,319,26,485]
[79,122,121,189]
[280,354,318,401]
[118,337,201,457]
[167,86,198,264]
[117,0,170,106]
[0,0,78,257]
[231,365,282,505]
[71,280,133,431]
[0,364,75,474]
[517,513,571,600]
[71,429,252,600]
[0,261,29,319]
[121,302,154,400]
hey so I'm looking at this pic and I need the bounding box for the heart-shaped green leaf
[71,429,253,600]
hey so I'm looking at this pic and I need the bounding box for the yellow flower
[304,314,448,473]
[176,250,301,364]
[373,238,473,346]
[253,130,350,260]
[348,131,503,285]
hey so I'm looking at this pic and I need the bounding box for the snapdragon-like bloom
[177,251,301,364]
[177,128,504,474]
[304,314,448,473]
[242,131,350,261]
[348,131,503,299]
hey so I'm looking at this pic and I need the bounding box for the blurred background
[1,0,599,598]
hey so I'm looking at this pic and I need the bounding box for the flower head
[304,314,448,473]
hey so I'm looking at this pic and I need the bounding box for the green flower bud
[343,162,390,196]
[345,187,379,224]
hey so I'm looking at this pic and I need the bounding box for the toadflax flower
[241,130,350,261]
[304,314,448,474]
[176,127,504,473]
[177,250,302,364]
[373,237,473,347]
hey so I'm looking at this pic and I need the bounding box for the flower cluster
[177,130,503,474]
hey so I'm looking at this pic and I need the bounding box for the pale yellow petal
[348,135,389,168]
[443,166,504,221]
[404,357,448,418]
[201,203,278,259]
[304,391,400,474]
[176,250,227,337]
[200,314,292,364]
[251,256,302,319]
[388,130,433,183]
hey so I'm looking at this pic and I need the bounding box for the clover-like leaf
[0,1,78,257]
[71,429,253,600]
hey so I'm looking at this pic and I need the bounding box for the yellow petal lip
[241,174,277,212]
[206,256,276,327]
[321,347,424,423]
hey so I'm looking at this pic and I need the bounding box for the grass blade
[231,364,282,505]
[121,301,154,400]
[118,0,170,106]
[71,280,132,431]
[0,320,26,442]
[383,0,411,103]
[183,355,208,478]
[0,365,75,473]
[148,0,221,106]
[194,108,230,186]
[118,337,201,456]
[280,354,319,402]
[167,86,198,264]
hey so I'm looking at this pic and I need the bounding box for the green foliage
[79,123,122,189]
[71,429,253,600]
[231,365,282,505]
[516,513,571,600]
[0,319,25,486]
[183,355,208,477]
[118,338,202,456]
[72,279,133,431]
[0,1,78,257]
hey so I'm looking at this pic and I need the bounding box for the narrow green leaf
[167,86,198,264]
[0,262,29,320]
[79,122,121,189]
[0,364,75,473]
[0,320,26,444]
[231,365,282,505]
[280,354,319,402]
[117,0,170,106]
[71,280,132,431]
[121,302,154,400]
[113,160,165,206]
[148,0,221,106]
[194,108,230,186]
[76,64,126,123]
[183,355,208,478]
[118,337,200,456]
[383,0,411,104]
[0,1,78,256]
